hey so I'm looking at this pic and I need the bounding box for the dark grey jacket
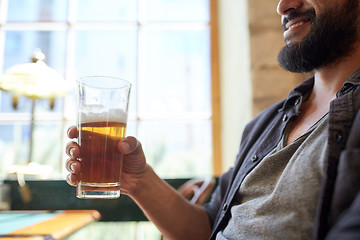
[205,68,360,239]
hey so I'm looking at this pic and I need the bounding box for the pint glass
[76,76,131,199]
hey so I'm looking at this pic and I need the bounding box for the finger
[66,173,78,186]
[67,126,78,139]
[118,136,143,155]
[65,141,80,158]
[65,158,81,174]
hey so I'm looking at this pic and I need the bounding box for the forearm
[129,165,212,240]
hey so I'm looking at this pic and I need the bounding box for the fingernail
[70,148,75,156]
[119,141,130,152]
[70,163,75,172]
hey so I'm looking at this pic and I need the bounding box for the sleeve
[326,191,360,240]
[326,108,360,239]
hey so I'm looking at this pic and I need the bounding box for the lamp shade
[0,60,69,99]
[0,49,69,101]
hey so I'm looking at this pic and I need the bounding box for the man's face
[276,0,360,73]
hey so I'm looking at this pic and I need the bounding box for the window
[0,0,220,179]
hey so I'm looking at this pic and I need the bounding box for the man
[66,0,360,239]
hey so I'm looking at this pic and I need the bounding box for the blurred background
[0,0,309,238]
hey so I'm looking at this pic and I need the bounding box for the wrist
[129,165,177,210]
[129,164,157,198]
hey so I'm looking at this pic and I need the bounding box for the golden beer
[79,121,126,187]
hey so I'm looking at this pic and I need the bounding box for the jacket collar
[278,77,314,113]
[278,67,360,112]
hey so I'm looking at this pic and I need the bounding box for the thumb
[118,136,146,174]
[118,136,143,155]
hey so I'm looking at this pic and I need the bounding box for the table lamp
[0,49,69,180]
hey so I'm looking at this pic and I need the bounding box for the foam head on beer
[79,108,128,124]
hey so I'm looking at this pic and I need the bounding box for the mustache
[282,9,316,31]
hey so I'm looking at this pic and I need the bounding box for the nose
[277,0,304,16]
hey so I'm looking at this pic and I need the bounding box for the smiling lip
[285,17,311,31]
[283,16,311,41]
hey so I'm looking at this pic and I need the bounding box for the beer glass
[76,76,131,199]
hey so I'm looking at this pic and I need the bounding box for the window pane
[0,93,64,114]
[140,120,212,178]
[2,30,67,113]
[145,0,209,22]
[126,120,138,137]
[74,30,138,114]
[7,0,68,22]
[0,92,32,113]
[30,121,64,176]
[140,29,211,115]
[0,123,28,178]
[74,30,137,79]
[77,0,137,22]
[0,121,64,178]
[4,31,66,73]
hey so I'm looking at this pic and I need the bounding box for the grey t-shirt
[216,113,328,240]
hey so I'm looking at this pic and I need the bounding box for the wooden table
[0,210,100,239]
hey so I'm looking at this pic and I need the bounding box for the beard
[277,0,359,73]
